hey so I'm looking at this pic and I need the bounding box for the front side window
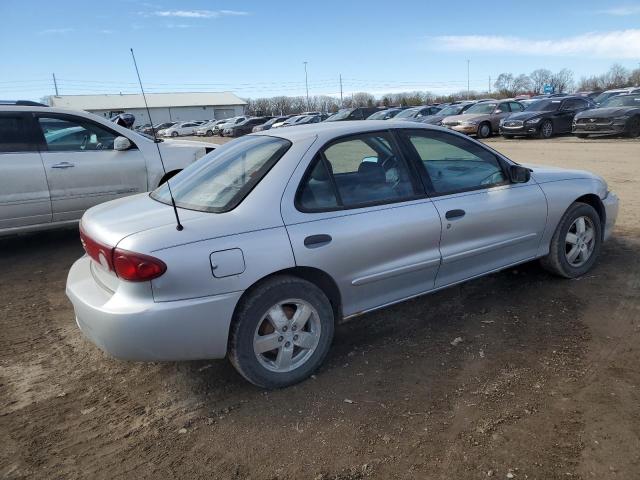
[0,114,35,153]
[509,102,524,112]
[151,135,290,213]
[37,116,118,151]
[403,131,508,196]
[298,132,417,211]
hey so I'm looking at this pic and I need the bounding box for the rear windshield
[150,136,291,213]
[524,99,561,111]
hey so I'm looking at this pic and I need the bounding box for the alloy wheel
[253,299,321,373]
[541,121,553,138]
[565,216,596,267]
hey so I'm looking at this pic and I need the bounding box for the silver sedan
[66,121,619,388]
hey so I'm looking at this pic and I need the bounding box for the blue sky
[1,0,640,101]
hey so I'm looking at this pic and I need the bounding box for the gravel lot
[1,135,639,479]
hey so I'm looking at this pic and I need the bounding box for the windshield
[367,109,398,119]
[593,92,620,104]
[151,136,291,213]
[524,100,561,112]
[437,105,465,116]
[394,108,420,119]
[464,103,497,114]
[325,109,353,121]
[602,94,640,108]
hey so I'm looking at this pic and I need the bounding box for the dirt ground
[1,135,639,480]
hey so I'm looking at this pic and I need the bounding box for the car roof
[252,119,439,142]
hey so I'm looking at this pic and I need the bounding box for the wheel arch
[574,193,606,235]
[233,266,343,323]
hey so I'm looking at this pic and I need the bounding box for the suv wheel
[540,202,602,278]
[625,116,640,138]
[228,276,335,388]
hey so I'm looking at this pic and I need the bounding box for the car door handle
[304,234,332,248]
[51,162,75,169]
[445,209,466,220]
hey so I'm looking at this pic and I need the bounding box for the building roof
[48,92,247,110]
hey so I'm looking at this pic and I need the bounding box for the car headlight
[461,121,477,126]
[525,117,542,125]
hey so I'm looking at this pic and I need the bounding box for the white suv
[0,104,217,236]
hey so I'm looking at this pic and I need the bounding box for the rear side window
[0,114,36,152]
[297,132,418,211]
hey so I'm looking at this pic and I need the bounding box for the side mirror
[361,156,378,164]
[509,165,531,183]
[114,136,132,151]
[494,109,503,114]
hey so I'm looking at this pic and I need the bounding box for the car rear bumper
[66,256,242,361]
[603,191,619,241]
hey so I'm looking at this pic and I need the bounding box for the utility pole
[52,73,59,96]
[339,74,343,106]
[489,75,491,94]
[303,61,309,111]
[466,59,470,99]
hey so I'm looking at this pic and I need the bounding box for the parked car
[143,122,175,136]
[499,96,593,139]
[224,117,274,137]
[417,102,476,125]
[393,105,442,121]
[324,107,383,121]
[252,116,292,132]
[162,122,201,137]
[0,104,216,236]
[592,87,640,106]
[66,120,618,388]
[573,93,640,138]
[575,91,603,100]
[215,116,247,136]
[278,115,312,128]
[366,108,402,120]
[441,100,524,138]
[195,119,226,137]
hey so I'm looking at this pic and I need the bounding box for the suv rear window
[151,135,291,213]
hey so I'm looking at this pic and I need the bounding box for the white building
[47,92,247,126]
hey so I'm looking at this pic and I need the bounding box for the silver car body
[0,106,216,236]
[66,121,619,361]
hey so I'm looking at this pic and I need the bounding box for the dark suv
[500,96,593,139]
[325,107,383,121]
[224,117,273,137]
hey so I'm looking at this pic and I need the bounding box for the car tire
[171,131,178,137]
[538,120,553,139]
[228,275,335,389]
[576,133,589,139]
[205,130,213,137]
[477,122,491,138]
[540,202,602,279]
[625,116,640,138]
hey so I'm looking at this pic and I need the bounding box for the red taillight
[80,226,166,282]
[80,226,115,272]
[112,248,167,282]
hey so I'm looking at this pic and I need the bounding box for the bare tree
[605,64,630,89]
[529,69,552,94]
[513,74,532,94]
[549,69,574,93]
[494,73,515,96]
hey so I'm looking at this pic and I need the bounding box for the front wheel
[171,131,178,137]
[228,276,335,388]
[477,122,491,138]
[205,130,213,137]
[540,202,602,278]
[538,120,553,139]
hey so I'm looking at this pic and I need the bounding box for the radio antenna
[130,48,184,231]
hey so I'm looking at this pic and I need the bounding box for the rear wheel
[625,116,640,138]
[540,202,602,278]
[228,276,335,388]
[538,120,553,139]
[477,122,491,138]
